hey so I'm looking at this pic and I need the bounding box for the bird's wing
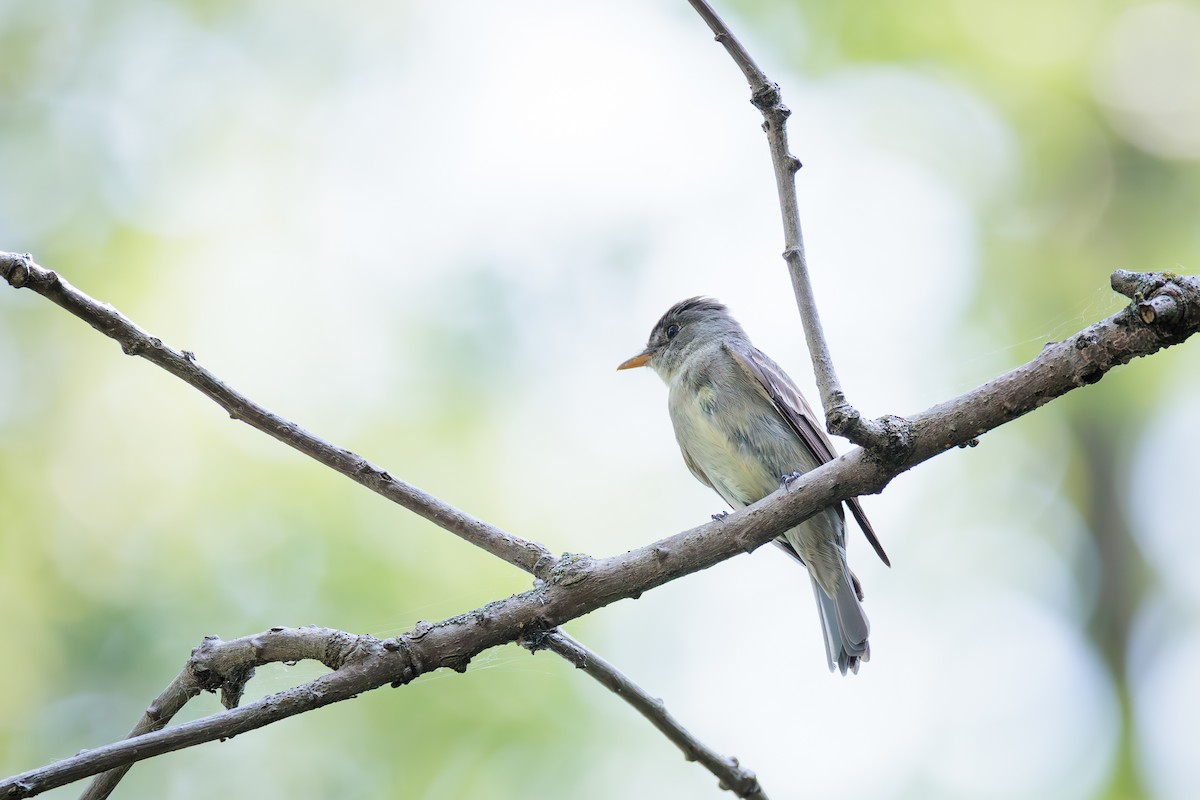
[725,340,890,567]
[681,446,717,492]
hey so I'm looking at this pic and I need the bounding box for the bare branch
[4,249,1198,797]
[77,669,200,800]
[685,0,892,450]
[77,628,363,800]
[3,628,403,799]
[0,252,763,798]
[0,252,554,577]
[528,631,768,800]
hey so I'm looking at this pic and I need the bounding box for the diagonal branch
[76,669,200,800]
[0,253,555,578]
[67,624,773,800]
[685,0,894,451]
[525,631,767,800]
[0,251,769,800]
[4,252,1198,797]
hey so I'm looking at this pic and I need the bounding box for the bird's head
[617,296,745,380]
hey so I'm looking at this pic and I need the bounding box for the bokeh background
[2,1,1199,798]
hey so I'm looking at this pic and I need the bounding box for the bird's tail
[810,574,870,675]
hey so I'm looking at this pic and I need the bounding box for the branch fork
[688,0,906,456]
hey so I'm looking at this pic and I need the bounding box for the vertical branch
[685,0,894,450]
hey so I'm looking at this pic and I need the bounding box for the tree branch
[4,250,1198,797]
[0,251,767,800]
[76,670,200,800]
[70,626,774,800]
[685,0,894,451]
[526,631,767,800]
[77,627,364,800]
[0,253,555,579]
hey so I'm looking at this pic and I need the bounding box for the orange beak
[616,350,652,370]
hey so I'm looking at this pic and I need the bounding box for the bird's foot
[711,510,730,521]
[781,471,804,488]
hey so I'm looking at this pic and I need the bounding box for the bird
[617,296,888,674]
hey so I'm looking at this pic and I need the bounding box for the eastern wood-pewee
[618,297,889,674]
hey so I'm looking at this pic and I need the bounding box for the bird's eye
[665,323,681,340]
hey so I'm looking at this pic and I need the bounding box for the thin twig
[529,631,768,799]
[0,251,762,800]
[4,253,1198,796]
[685,0,893,450]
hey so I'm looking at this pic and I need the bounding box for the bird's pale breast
[668,366,811,509]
